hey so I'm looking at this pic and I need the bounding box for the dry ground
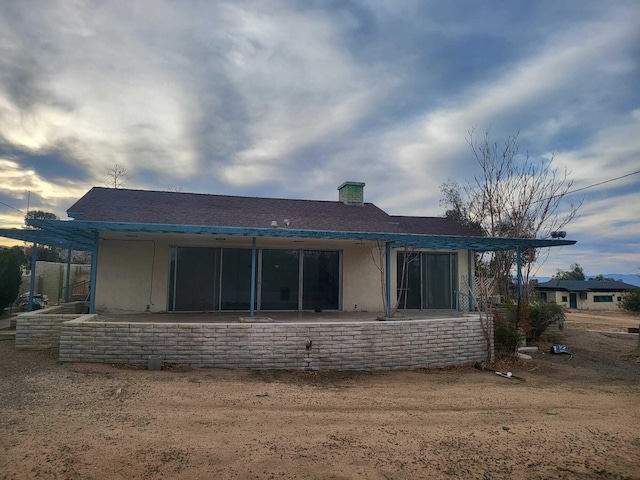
[566,309,640,333]
[1,313,639,479]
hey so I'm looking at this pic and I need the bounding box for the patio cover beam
[0,228,95,251]
[20,219,577,253]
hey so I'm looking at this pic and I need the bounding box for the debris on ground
[550,344,572,357]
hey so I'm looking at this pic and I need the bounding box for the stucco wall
[58,316,490,370]
[342,243,385,312]
[94,235,470,314]
[20,262,91,303]
[95,239,169,313]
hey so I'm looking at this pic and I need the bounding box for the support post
[385,242,392,317]
[89,233,99,314]
[250,237,257,317]
[467,249,474,312]
[28,243,38,311]
[64,246,72,303]
[516,246,523,297]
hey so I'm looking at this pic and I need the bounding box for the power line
[564,169,640,196]
[0,200,25,214]
[533,168,640,205]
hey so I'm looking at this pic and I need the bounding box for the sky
[0,0,639,278]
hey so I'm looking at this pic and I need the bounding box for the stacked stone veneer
[58,316,492,370]
[15,311,95,349]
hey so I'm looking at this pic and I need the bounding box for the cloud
[0,1,638,274]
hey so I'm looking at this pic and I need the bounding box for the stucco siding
[342,243,385,312]
[95,234,469,314]
[96,239,157,312]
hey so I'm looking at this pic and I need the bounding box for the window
[617,296,622,302]
[593,295,613,303]
[561,296,568,302]
[540,292,547,301]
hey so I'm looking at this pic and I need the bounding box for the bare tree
[103,164,128,189]
[441,128,582,298]
[369,241,411,318]
[166,185,183,192]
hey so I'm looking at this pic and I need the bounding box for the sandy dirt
[1,320,639,479]
[566,309,640,333]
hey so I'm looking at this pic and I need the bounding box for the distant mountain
[531,274,640,287]
[599,274,640,287]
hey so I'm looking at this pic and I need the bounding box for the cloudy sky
[1,0,639,277]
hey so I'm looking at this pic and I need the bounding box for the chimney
[338,181,365,205]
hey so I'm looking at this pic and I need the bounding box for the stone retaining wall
[59,316,492,370]
[15,307,96,349]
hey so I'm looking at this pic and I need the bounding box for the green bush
[492,305,523,355]
[619,289,640,313]
[0,246,26,312]
[492,299,565,353]
[527,301,565,341]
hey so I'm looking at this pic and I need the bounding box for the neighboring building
[536,280,637,310]
[1,182,575,315]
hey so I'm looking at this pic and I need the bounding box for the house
[0,182,577,370]
[536,280,637,310]
[1,182,577,316]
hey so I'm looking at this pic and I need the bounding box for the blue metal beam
[29,243,37,311]
[468,250,473,312]
[19,219,577,253]
[0,228,94,251]
[385,242,392,317]
[65,247,72,303]
[250,237,256,318]
[89,233,99,314]
[516,246,523,297]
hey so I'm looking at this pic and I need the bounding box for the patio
[96,309,461,324]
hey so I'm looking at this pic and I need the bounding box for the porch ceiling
[2,218,577,252]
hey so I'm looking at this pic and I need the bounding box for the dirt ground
[1,314,639,479]
[566,309,640,333]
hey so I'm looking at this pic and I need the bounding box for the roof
[390,215,480,237]
[0,186,577,252]
[68,187,404,233]
[536,280,637,292]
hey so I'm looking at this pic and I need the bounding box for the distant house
[536,280,637,310]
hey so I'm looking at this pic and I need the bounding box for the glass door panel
[397,252,421,309]
[303,250,340,310]
[261,249,299,310]
[172,247,220,311]
[423,253,456,309]
[220,248,255,310]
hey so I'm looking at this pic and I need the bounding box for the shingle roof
[390,215,482,237]
[68,187,479,237]
[536,280,637,292]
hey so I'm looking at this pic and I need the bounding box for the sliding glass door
[397,252,457,310]
[303,250,340,311]
[169,247,220,311]
[169,246,341,312]
[261,249,300,310]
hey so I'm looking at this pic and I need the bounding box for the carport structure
[1,217,576,315]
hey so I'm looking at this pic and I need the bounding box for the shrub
[527,301,565,341]
[492,299,565,353]
[619,289,640,314]
[492,304,523,355]
[0,246,26,312]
